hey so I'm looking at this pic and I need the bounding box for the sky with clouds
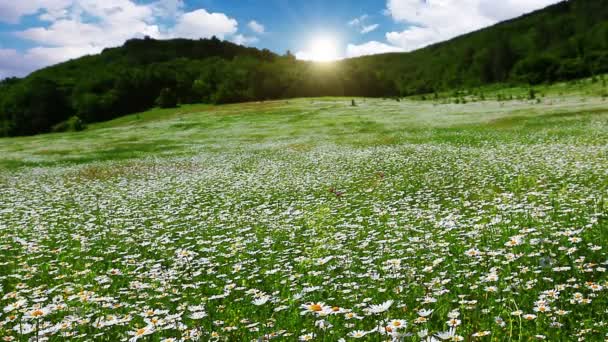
[0,0,561,79]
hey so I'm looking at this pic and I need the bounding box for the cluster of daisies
[0,138,606,341]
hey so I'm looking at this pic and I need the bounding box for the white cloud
[0,46,98,79]
[385,0,560,51]
[0,49,32,78]
[478,0,561,21]
[346,41,404,58]
[348,14,369,27]
[232,34,259,46]
[248,20,265,34]
[25,45,102,65]
[171,9,238,39]
[348,14,379,34]
[386,26,447,52]
[361,24,379,34]
[17,18,161,48]
[0,0,72,24]
[0,0,245,78]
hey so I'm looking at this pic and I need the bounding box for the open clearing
[1,85,607,340]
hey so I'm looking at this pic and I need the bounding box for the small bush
[156,88,178,108]
[51,116,86,133]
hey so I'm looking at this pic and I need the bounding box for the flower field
[1,89,607,341]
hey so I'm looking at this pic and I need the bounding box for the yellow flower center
[309,304,322,312]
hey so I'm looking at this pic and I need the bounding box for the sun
[307,36,340,62]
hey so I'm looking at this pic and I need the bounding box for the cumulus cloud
[0,0,72,24]
[232,34,259,46]
[171,9,238,39]
[248,20,265,34]
[385,0,561,51]
[346,41,404,58]
[0,45,100,79]
[0,0,244,78]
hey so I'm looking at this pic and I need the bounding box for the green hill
[1,0,607,136]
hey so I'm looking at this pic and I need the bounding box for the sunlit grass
[0,80,607,341]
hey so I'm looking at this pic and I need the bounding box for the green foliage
[52,115,86,132]
[156,88,178,108]
[0,77,72,136]
[1,0,608,136]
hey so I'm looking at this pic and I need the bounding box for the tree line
[1,0,607,136]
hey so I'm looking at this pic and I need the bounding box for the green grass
[0,80,607,341]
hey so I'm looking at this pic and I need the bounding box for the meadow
[0,80,607,341]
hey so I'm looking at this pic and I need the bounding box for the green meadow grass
[0,80,607,341]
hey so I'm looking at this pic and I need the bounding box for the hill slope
[1,0,607,137]
[348,0,608,94]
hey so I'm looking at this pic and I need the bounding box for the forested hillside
[1,0,607,136]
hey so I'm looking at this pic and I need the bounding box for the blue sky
[0,0,560,78]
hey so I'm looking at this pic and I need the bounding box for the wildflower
[387,319,407,330]
[188,305,205,312]
[299,333,315,341]
[128,326,155,341]
[344,312,363,320]
[465,248,482,257]
[495,316,506,327]
[485,273,499,282]
[367,300,393,314]
[505,235,524,247]
[189,311,207,320]
[418,308,434,317]
[23,307,50,320]
[300,303,329,315]
[348,330,368,338]
[108,268,123,276]
[330,306,346,314]
[543,289,560,299]
[446,318,461,327]
[485,286,498,292]
[414,316,429,324]
[435,328,457,340]
[533,304,551,313]
[3,300,26,313]
[447,311,460,319]
[252,296,270,306]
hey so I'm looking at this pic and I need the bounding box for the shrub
[156,88,178,108]
[51,116,86,132]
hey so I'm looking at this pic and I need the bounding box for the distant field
[0,81,607,340]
